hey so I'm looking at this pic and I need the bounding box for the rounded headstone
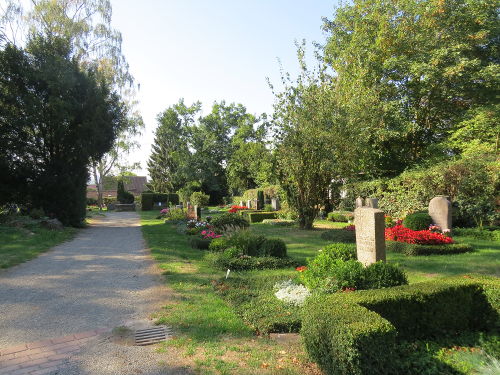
[428,195,452,232]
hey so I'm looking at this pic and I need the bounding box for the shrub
[242,211,277,223]
[385,225,454,245]
[117,180,134,204]
[264,204,273,212]
[301,258,365,292]
[211,213,249,232]
[189,237,212,250]
[320,229,356,243]
[165,208,186,222]
[190,191,210,207]
[363,262,408,289]
[261,219,295,226]
[301,277,500,375]
[257,190,265,209]
[327,212,348,222]
[207,252,297,271]
[29,208,45,219]
[402,212,433,231]
[227,230,266,256]
[386,241,474,255]
[453,227,500,241]
[259,238,287,258]
[141,193,179,210]
[86,198,98,206]
[208,237,230,252]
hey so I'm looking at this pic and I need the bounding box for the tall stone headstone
[187,203,195,220]
[365,198,379,208]
[428,196,452,232]
[271,198,281,211]
[194,205,202,221]
[355,197,364,208]
[239,201,244,207]
[246,200,252,209]
[354,207,386,266]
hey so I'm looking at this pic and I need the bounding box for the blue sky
[110,0,339,175]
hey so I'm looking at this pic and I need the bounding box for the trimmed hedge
[453,227,500,241]
[327,211,353,222]
[206,252,297,271]
[402,212,433,231]
[141,193,179,211]
[189,237,211,250]
[242,211,277,223]
[259,238,287,258]
[386,240,474,255]
[302,278,499,375]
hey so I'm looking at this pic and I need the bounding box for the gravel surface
[0,212,189,374]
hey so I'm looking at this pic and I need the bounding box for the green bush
[206,251,297,271]
[117,180,134,204]
[453,227,500,241]
[257,190,265,209]
[363,262,408,289]
[320,229,356,243]
[261,219,295,226]
[208,237,229,252]
[264,204,273,212]
[189,237,212,250]
[242,211,277,223]
[211,213,249,232]
[141,193,179,210]
[327,212,349,222]
[386,241,474,255]
[190,191,210,207]
[259,238,287,258]
[227,230,266,256]
[301,278,500,375]
[165,208,186,222]
[402,212,433,231]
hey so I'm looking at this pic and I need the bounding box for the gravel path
[0,212,190,375]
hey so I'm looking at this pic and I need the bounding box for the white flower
[273,280,311,307]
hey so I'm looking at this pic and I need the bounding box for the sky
[110,0,339,176]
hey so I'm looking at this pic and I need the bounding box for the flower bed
[228,205,248,213]
[385,225,454,245]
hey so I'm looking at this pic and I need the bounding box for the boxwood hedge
[386,240,474,255]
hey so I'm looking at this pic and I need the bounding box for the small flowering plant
[429,224,441,233]
[228,205,248,213]
[200,230,222,239]
[296,266,307,272]
[385,225,454,245]
[344,224,356,231]
[273,280,311,307]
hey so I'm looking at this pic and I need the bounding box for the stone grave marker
[246,200,252,209]
[354,207,386,266]
[365,198,379,208]
[186,203,196,220]
[239,201,244,207]
[428,195,452,232]
[194,205,202,221]
[271,198,280,211]
[355,197,364,208]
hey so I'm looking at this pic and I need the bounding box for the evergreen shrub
[211,213,249,232]
[386,241,474,255]
[402,212,433,231]
[259,238,287,258]
[141,193,179,210]
[242,211,277,223]
[320,229,356,243]
[208,237,230,252]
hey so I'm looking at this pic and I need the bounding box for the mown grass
[142,210,499,374]
[0,225,77,269]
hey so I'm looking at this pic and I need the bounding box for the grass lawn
[141,210,499,374]
[0,224,77,269]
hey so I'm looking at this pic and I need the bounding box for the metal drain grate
[134,326,170,346]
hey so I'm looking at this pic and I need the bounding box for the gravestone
[354,207,386,266]
[239,201,244,207]
[428,196,452,232]
[355,197,364,208]
[187,203,196,220]
[365,198,379,208]
[246,200,252,209]
[271,198,281,211]
[194,205,202,221]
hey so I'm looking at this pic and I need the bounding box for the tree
[271,44,363,229]
[322,0,500,176]
[0,36,126,225]
[147,100,199,192]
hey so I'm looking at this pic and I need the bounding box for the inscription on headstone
[354,207,386,266]
[429,195,452,232]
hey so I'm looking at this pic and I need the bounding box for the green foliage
[189,237,212,250]
[364,262,408,289]
[453,228,500,242]
[117,180,134,204]
[403,212,433,231]
[261,219,295,227]
[176,181,201,204]
[301,278,500,375]
[189,191,210,207]
[242,211,277,223]
[86,198,98,206]
[320,229,356,243]
[259,238,287,258]
[208,237,230,252]
[327,212,352,222]
[28,208,45,220]
[0,37,126,226]
[140,193,179,211]
[165,208,186,222]
[227,230,266,257]
[257,190,264,208]
[386,241,474,256]
[264,204,273,212]
[206,251,296,271]
[341,157,498,226]
[210,213,249,232]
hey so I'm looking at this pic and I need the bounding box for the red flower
[344,225,356,231]
[385,225,454,245]
[296,266,307,272]
[228,205,248,213]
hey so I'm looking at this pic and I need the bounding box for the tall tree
[322,0,500,176]
[147,100,199,192]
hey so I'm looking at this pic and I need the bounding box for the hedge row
[386,240,474,255]
[241,211,277,223]
[141,193,179,211]
[301,277,499,375]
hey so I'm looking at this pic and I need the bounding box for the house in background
[86,176,148,199]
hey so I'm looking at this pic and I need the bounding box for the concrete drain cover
[134,326,170,346]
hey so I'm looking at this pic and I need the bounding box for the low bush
[264,204,273,212]
[320,229,356,243]
[327,212,349,222]
[242,211,277,223]
[164,208,186,222]
[301,277,500,375]
[259,238,287,258]
[227,230,266,256]
[402,212,433,231]
[189,237,212,250]
[363,262,408,289]
[385,225,454,245]
[453,227,500,241]
[261,219,295,226]
[386,240,474,255]
[206,251,297,271]
[141,193,179,211]
[211,213,249,232]
[190,191,210,207]
[208,237,230,252]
